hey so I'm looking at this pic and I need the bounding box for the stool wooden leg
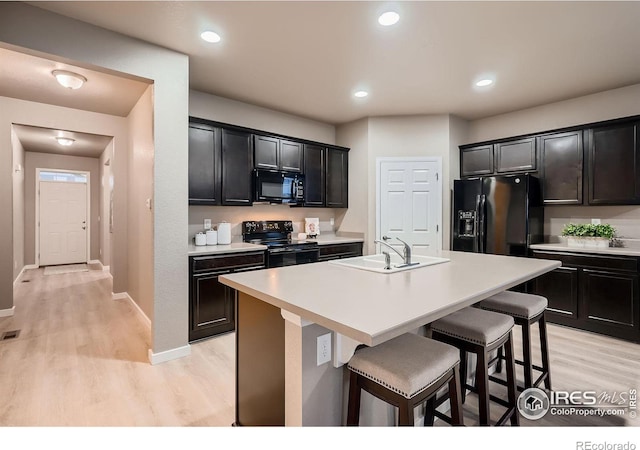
[424,398,435,426]
[495,346,503,373]
[398,400,414,426]
[539,314,552,390]
[347,371,361,426]
[522,323,533,389]
[449,365,464,426]
[459,349,468,403]
[504,332,520,426]
[476,349,490,426]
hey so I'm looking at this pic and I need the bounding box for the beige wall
[11,127,25,283]
[127,86,154,320]
[99,142,113,268]
[545,206,640,241]
[24,152,101,265]
[0,2,189,359]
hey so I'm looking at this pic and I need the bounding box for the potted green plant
[561,223,616,249]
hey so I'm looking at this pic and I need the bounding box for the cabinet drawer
[531,250,639,272]
[192,251,266,273]
[318,242,363,260]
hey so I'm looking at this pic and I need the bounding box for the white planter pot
[566,236,610,249]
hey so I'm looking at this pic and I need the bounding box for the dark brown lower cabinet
[531,250,640,342]
[318,242,363,261]
[189,251,266,342]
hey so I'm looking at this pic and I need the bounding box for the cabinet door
[279,140,303,173]
[318,242,363,261]
[326,148,348,208]
[581,269,639,339]
[538,130,583,205]
[303,144,325,206]
[254,135,279,170]
[532,266,579,321]
[461,145,493,177]
[588,122,640,204]
[188,124,221,205]
[495,138,536,173]
[222,129,253,206]
[190,271,235,342]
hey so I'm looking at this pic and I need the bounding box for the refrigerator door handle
[475,194,482,252]
[478,194,486,253]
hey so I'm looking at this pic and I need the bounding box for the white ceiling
[20,1,640,125]
[13,124,113,158]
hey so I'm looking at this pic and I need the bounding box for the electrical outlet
[317,333,332,366]
[204,219,212,230]
[591,218,601,225]
[330,217,335,226]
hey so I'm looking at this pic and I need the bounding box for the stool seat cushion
[431,307,514,346]
[478,291,548,320]
[347,333,459,399]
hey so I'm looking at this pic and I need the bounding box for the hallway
[0,267,234,426]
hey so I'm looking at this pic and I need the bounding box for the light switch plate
[317,333,332,366]
[591,218,601,225]
[204,219,212,230]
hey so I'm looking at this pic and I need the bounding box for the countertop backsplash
[543,205,640,247]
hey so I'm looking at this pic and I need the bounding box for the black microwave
[254,169,304,204]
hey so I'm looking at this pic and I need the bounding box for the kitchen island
[219,250,560,426]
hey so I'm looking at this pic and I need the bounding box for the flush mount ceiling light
[56,137,75,146]
[354,90,369,98]
[475,79,494,87]
[201,30,221,43]
[52,70,87,90]
[378,11,400,26]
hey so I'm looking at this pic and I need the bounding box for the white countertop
[188,242,267,256]
[220,251,560,346]
[530,243,640,257]
[294,234,364,245]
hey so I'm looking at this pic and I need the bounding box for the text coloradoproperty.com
[576,442,636,450]
[552,407,627,417]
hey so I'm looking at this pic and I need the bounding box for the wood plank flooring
[1,267,638,426]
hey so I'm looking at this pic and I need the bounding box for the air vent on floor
[1,330,20,340]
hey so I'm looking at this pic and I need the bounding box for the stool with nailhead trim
[346,333,464,426]
[429,307,519,426]
[477,290,552,392]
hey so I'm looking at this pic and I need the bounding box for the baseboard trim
[13,264,39,287]
[112,292,151,329]
[102,265,110,272]
[0,306,16,318]
[88,260,103,269]
[148,344,191,365]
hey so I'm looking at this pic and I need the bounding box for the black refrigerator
[452,174,543,256]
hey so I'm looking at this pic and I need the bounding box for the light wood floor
[1,267,639,426]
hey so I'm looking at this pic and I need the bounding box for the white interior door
[378,159,442,256]
[39,181,88,266]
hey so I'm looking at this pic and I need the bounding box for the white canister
[217,222,231,245]
[206,229,218,246]
[195,232,206,246]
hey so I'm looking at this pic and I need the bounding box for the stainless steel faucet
[374,235,414,267]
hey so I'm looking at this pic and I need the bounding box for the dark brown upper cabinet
[326,148,348,208]
[537,130,583,205]
[303,144,325,207]
[495,137,536,173]
[221,129,253,206]
[460,144,493,177]
[189,122,221,205]
[254,135,303,173]
[587,121,640,205]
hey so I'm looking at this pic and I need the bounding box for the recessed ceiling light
[354,90,369,98]
[56,137,75,146]
[201,30,221,43]
[475,78,494,87]
[378,11,400,26]
[52,70,87,90]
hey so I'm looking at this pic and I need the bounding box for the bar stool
[346,333,464,426]
[477,290,552,392]
[430,307,519,426]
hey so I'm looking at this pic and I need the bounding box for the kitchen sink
[329,253,450,273]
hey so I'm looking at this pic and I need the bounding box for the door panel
[379,160,441,256]
[40,180,87,266]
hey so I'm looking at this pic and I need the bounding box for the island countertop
[220,250,560,346]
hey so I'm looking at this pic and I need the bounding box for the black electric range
[241,220,319,268]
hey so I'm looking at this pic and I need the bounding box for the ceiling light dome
[475,79,494,87]
[52,70,87,90]
[354,90,369,98]
[378,11,400,26]
[201,30,221,43]
[56,137,75,146]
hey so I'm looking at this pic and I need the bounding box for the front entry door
[39,180,88,266]
[378,158,442,256]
